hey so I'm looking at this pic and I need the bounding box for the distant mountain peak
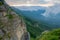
[42,4,60,17]
[13,6,46,11]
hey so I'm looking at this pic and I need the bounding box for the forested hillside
[24,18,52,40]
[38,28,60,40]
[1,0,60,40]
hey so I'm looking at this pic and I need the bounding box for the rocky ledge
[0,1,29,40]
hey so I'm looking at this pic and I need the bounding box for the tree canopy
[38,28,60,40]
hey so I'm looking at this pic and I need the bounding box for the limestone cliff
[0,1,29,40]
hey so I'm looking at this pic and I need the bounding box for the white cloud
[41,3,60,17]
[44,0,60,3]
[5,0,60,7]
[5,0,60,4]
[44,0,51,2]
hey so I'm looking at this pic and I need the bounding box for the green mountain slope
[38,28,60,40]
[24,18,52,40]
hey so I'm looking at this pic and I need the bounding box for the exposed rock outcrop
[0,1,29,40]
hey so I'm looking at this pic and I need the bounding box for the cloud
[41,3,60,17]
[5,0,60,4]
[44,0,60,3]
[5,0,60,7]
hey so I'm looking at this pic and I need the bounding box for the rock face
[0,1,28,40]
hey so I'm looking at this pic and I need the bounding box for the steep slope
[10,6,52,40]
[24,17,51,40]
[38,28,60,40]
[42,4,60,28]
[11,6,46,22]
[7,2,60,40]
[0,1,29,40]
[12,4,60,28]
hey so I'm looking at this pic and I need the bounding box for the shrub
[0,2,3,5]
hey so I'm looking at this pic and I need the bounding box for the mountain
[11,6,46,22]
[11,4,60,40]
[0,1,28,40]
[38,28,60,40]
[42,4,60,27]
[11,6,52,40]
[11,4,60,28]
[24,17,52,40]
[13,6,46,11]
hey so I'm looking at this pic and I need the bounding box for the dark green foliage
[38,28,60,40]
[6,14,13,19]
[0,2,3,5]
[24,18,51,40]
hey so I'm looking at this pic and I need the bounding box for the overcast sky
[5,0,60,6]
[5,0,60,3]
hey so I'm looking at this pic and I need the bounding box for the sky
[5,0,60,7]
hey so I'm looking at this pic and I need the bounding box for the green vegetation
[0,1,60,40]
[0,19,11,40]
[0,12,13,40]
[24,17,60,40]
[24,18,51,40]
[6,14,14,19]
[0,2,3,5]
[38,28,60,40]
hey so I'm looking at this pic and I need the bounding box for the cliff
[0,1,29,40]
